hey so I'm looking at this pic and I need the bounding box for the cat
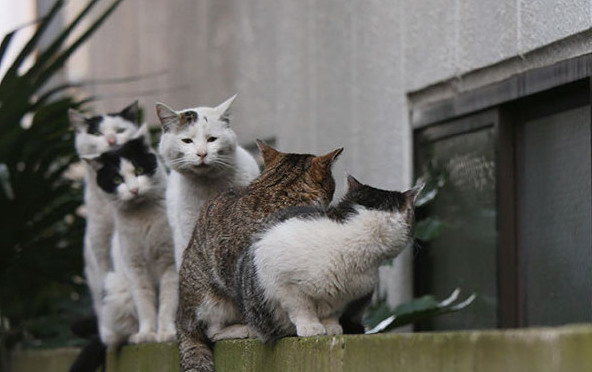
[83,130,178,346]
[156,95,260,270]
[69,101,142,326]
[235,176,422,342]
[176,141,343,372]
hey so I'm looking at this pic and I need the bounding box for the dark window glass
[516,104,592,326]
[414,113,497,330]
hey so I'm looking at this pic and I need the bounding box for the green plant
[365,289,475,334]
[0,0,124,363]
[363,175,476,332]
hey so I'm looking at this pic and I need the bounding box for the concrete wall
[11,326,592,372]
[9,348,80,372]
[64,0,592,307]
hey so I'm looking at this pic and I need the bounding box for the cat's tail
[177,319,213,372]
[69,315,106,372]
[69,336,106,372]
[340,292,373,334]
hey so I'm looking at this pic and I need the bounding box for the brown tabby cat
[176,141,343,372]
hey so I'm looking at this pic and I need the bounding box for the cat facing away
[84,130,177,346]
[177,142,343,372]
[69,102,142,326]
[236,176,422,342]
[156,95,260,270]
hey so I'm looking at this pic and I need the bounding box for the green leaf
[0,0,125,350]
[415,218,446,241]
[0,0,64,88]
[27,1,100,78]
[0,30,17,68]
[365,289,476,333]
[32,0,125,89]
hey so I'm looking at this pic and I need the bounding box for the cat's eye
[116,128,126,134]
[207,137,217,143]
[113,176,123,185]
[181,138,193,144]
[135,167,144,175]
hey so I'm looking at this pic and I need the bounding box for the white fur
[74,115,141,156]
[157,96,260,270]
[71,112,139,326]
[253,207,411,337]
[196,292,256,341]
[97,146,178,347]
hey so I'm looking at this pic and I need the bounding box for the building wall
[65,0,592,307]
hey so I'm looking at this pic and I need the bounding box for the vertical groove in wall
[453,0,460,79]
[307,0,318,151]
[350,0,360,173]
[401,0,412,188]
[517,0,523,54]
[400,0,406,92]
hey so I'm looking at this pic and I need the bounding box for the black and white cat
[69,102,142,326]
[236,176,422,341]
[84,130,177,346]
[156,95,260,270]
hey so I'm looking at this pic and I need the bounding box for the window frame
[411,54,592,329]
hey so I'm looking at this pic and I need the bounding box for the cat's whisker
[210,160,235,168]
[209,159,238,170]
[167,158,191,167]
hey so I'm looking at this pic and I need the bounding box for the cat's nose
[197,151,207,159]
[129,187,139,195]
[107,135,117,145]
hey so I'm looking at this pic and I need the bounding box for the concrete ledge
[214,325,592,372]
[9,325,592,372]
[9,347,80,372]
[107,342,179,372]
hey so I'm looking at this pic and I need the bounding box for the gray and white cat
[156,95,260,270]
[84,131,178,346]
[236,176,422,341]
[69,102,142,325]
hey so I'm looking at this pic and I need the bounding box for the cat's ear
[312,147,343,170]
[155,102,180,132]
[346,174,363,192]
[119,100,141,125]
[81,154,103,171]
[214,94,237,124]
[256,139,281,167]
[404,182,425,205]
[68,108,88,133]
[311,147,343,181]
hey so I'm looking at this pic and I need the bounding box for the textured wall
[66,0,592,307]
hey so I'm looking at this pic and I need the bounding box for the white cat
[84,130,177,346]
[236,176,422,341]
[156,95,260,270]
[69,102,142,325]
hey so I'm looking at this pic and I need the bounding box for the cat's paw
[157,331,176,343]
[210,324,251,341]
[296,322,326,337]
[129,331,158,344]
[324,323,343,336]
[246,326,258,339]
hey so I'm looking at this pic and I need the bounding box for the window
[414,112,498,330]
[412,61,592,330]
[511,83,592,327]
